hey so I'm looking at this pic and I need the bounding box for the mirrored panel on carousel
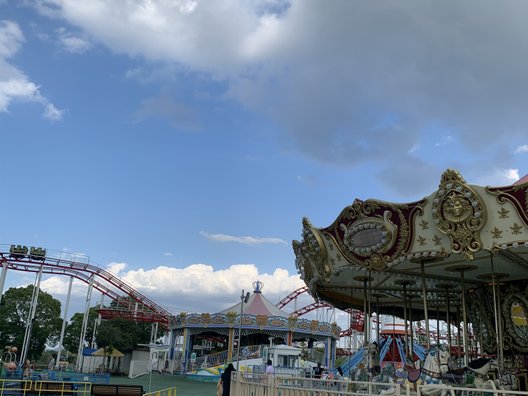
[502,293,528,351]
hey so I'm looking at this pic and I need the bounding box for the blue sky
[1,0,528,320]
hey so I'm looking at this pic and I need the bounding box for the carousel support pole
[438,284,453,353]
[348,284,353,378]
[368,271,372,346]
[460,270,470,366]
[353,276,372,347]
[420,261,431,350]
[446,264,476,367]
[489,254,503,371]
[408,295,416,360]
[436,305,440,346]
[363,279,368,345]
[456,303,462,364]
[395,280,414,358]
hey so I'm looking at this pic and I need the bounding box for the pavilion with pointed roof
[171,280,340,373]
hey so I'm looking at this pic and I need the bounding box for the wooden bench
[91,384,143,396]
[27,381,77,396]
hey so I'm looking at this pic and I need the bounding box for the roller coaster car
[9,244,28,259]
[29,247,46,261]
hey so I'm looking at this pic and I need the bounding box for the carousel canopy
[293,169,528,323]
[220,280,289,318]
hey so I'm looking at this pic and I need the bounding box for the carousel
[171,280,340,375]
[293,169,528,391]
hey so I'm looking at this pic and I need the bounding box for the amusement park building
[171,281,340,372]
[293,169,528,370]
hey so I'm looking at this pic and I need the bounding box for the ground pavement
[109,372,216,396]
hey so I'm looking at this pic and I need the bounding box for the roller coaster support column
[76,274,94,371]
[21,265,44,364]
[56,276,73,368]
[91,293,104,348]
[0,260,7,305]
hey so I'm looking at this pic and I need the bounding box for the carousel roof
[293,169,528,321]
[220,280,289,317]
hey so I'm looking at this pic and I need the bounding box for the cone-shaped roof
[514,173,528,185]
[220,280,289,317]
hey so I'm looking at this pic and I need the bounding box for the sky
[1,0,528,327]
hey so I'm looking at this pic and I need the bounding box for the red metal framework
[0,245,172,328]
[277,286,309,309]
[277,285,365,336]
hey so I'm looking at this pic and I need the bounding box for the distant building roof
[220,280,289,317]
[514,173,528,185]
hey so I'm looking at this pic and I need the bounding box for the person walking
[265,359,275,385]
[48,356,55,371]
[221,363,236,396]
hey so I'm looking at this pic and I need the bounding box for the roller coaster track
[0,245,172,327]
[277,286,309,308]
[277,286,365,336]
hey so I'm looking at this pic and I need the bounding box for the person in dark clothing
[313,362,323,378]
[221,363,236,396]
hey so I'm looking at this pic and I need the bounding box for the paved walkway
[109,373,216,396]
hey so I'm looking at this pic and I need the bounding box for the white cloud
[435,136,454,147]
[44,103,66,121]
[163,252,173,257]
[37,262,305,315]
[200,231,287,246]
[119,263,304,313]
[134,92,201,131]
[0,20,24,57]
[473,168,519,187]
[515,145,528,154]
[29,2,528,179]
[0,20,64,119]
[106,262,127,276]
[57,27,92,54]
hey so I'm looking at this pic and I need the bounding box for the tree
[96,318,151,352]
[0,285,62,360]
[63,308,99,353]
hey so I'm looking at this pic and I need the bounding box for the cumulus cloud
[37,262,304,315]
[200,231,288,246]
[473,168,520,187]
[30,1,528,185]
[56,27,92,53]
[0,20,65,119]
[515,145,528,154]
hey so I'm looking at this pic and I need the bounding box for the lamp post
[236,289,250,370]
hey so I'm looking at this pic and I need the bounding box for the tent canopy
[91,347,124,357]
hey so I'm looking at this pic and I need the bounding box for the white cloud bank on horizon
[0,20,65,120]
[200,231,287,246]
[34,261,304,315]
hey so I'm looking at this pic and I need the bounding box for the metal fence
[144,386,177,396]
[230,373,528,396]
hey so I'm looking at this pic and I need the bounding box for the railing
[0,379,92,396]
[231,373,528,396]
[196,345,262,369]
[144,386,177,396]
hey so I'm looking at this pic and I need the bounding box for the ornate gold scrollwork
[292,218,330,290]
[502,293,528,351]
[432,169,486,260]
